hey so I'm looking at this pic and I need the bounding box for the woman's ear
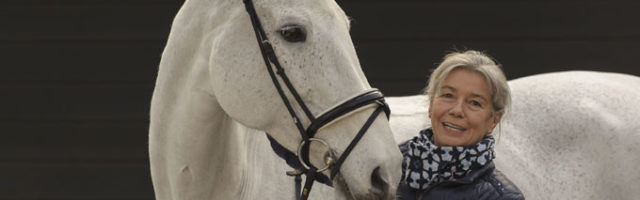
[428,98,433,118]
[490,110,503,130]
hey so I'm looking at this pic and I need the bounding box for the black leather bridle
[242,0,391,199]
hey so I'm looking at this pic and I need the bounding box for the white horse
[149,0,402,199]
[386,71,640,199]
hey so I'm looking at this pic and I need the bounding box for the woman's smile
[442,122,466,132]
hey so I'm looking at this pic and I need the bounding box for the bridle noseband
[242,0,391,199]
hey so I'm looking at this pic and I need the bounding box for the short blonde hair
[424,50,511,114]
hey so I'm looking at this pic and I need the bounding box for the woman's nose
[449,100,464,117]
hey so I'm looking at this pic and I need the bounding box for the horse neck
[150,95,255,199]
[150,87,298,199]
[150,59,261,199]
[149,1,262,198]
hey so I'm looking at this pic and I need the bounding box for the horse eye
[279,25,306,43]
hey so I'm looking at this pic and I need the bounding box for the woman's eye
[279,25,306,43]
[441,93,453,98]
[470,100,482,107]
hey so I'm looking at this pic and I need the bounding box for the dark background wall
[2,0,639,199]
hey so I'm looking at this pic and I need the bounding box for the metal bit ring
[297,138,333,172]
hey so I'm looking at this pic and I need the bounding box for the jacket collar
[439,162,495,186]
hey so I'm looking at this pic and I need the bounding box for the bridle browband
[242,0,391,199]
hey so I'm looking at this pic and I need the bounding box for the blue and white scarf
[401,128,495,189]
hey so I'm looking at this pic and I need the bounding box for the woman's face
[429,68,502,146]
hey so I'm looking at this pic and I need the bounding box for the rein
[242,0,390,199]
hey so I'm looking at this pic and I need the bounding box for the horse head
[151,0,402,199]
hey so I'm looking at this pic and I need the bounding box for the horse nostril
[370,166,390,197]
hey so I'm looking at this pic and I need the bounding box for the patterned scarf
[401,128,495,189]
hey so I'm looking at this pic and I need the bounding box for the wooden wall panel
[360,40,640,80]
[0,122,147,162]
[342,1,640,40]
[1,2,170,199]
[0,164,154,199]
[1,85,150,120]
[1,43,161,83]
[1,2,178,41]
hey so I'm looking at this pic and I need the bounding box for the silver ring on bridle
[296,138,333,173]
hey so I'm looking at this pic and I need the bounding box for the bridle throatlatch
[242,0,391,199]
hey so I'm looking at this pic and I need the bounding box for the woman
[397,50,524,200]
